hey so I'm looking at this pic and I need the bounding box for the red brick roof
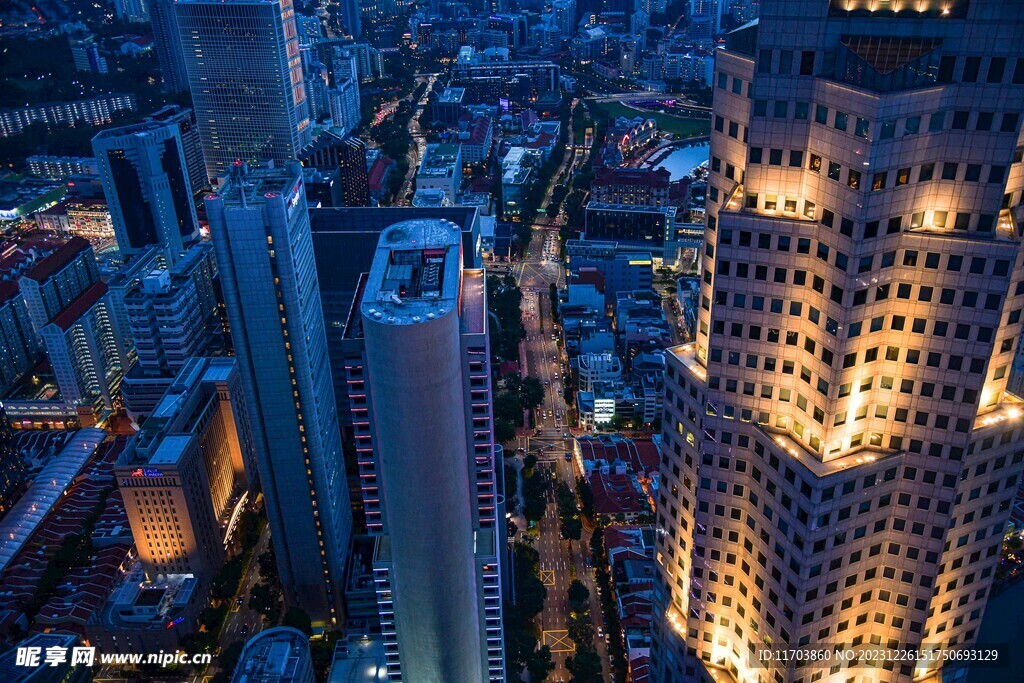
[368,156,393,191]
[22,236,91,284]
[50,280,108,331]
[631,655,651,683]
[588,471,649,515]
[0,281,18,304]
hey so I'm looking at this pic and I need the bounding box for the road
[397,73,438,205]
[514,229,610,681]
[219,524,271,646]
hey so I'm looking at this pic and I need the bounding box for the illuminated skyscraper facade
[651,2,1024,683]
[205,162,351,625]
[342,220,505,681]
[175,0,312,181]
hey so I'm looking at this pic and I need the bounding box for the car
[564,452,571,461]
[236,596,244,606]
[563,433,569,440]
[544,380,550,385]
[241,624,249,636]
[598,627,604,637]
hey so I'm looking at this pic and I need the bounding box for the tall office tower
[150,0,188,93]
[0,283,41,396]
[341,220,505,681]
[117,357,255,579]
[92,121,200,260]
[205,161,351,626]
[122,244,219,376]
[552,0,575,37]
[146,105,207,197]
[336,137,369,207]
[176,0,312,182]
[339,0,361,38]
[650,3,1024,683]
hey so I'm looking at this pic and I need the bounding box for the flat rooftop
[361,219,463,326]
[210,162,299,208]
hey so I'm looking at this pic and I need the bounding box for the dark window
[987,57,1006,83]
[962,56,981,82]
[800,51,815,75]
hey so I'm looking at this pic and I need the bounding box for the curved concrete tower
[360,219,485,682]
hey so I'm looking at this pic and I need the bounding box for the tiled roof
[21,236,90,283]
[49,280,108,331]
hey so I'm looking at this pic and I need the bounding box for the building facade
[337,136,370,207]
[205,161,351,626]
[92,120,200,259]
[650,3,1024,683]
[341,219,505,681]
[117,357,254,580]
[175,0,312,181]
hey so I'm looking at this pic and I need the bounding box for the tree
[520,376,546,409]
[237,509,260,548]
[560,516,583,541]
[282,607,312,635]
[576,477,595,519]
[567,649,603,682]
[568,580,590,612]
[527,645,556,682]
[495,418,517,444]
[249,582,281,622]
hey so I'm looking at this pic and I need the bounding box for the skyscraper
[336,137,369,207]
[145,105,207,197]
[339,0,361,38]
[92,120,200,259]
[205,161,351,626]
[176,0,312,181]
[341,219,505,681]
[150,0,188,93]
[651,3,1024,683]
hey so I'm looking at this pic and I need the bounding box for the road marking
[540,569,556,586]
[542,630,576,653]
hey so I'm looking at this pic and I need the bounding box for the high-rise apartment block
[117,357,255,579]
[205,161,351,626]
[112,243,222,415]
[176,0,312,181]
[0,282,41,397]
[336,137,369,207]
[18,236,100,333]
[92,120,201,259]
[341,219,505,681]
[121,243,219,377]
[651,3,1024,683]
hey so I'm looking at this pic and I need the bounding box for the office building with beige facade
[650,2,1024,683]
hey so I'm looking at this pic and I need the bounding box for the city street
[514,229,610,681]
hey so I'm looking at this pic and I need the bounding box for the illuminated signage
[594,399,615,424]
[130,468,164,477]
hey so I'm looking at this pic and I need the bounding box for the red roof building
[588,471,650,519]
[591,167,672,207]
